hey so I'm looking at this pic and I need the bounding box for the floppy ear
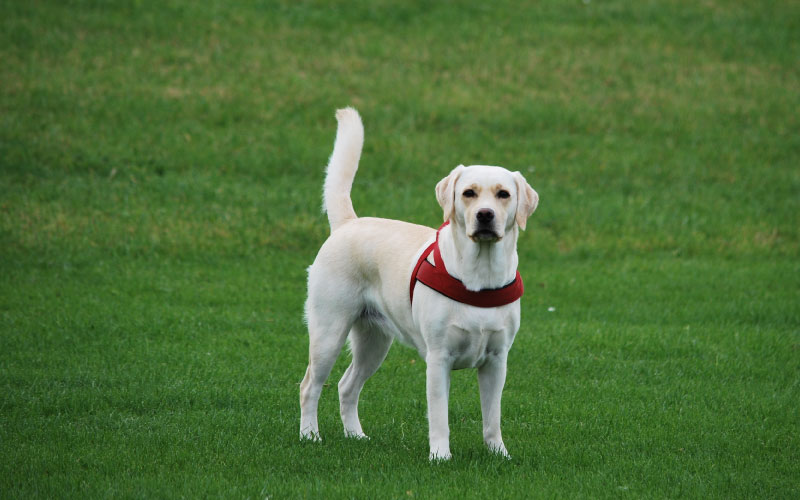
[513,171,539,230]
[435,165,465,222]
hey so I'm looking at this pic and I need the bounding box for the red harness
[409,221,524,308]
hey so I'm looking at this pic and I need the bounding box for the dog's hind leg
[338,321,393,438]
[299,306,353,441]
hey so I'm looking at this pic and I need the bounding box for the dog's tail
[323,107,364,231]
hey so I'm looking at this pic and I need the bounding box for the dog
[300,108,538,460]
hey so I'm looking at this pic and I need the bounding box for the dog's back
[313,107,433,312]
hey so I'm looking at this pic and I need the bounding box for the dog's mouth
[470,229,501,242]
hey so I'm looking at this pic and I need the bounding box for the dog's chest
[446,312,514,370]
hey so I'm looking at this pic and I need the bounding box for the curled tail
[323,107,364,231]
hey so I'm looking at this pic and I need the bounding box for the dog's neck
[437,221,519,292]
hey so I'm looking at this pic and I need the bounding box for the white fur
[323,107,364,231]
[300,108,538,460]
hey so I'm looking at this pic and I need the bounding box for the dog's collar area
[410,221,524,308]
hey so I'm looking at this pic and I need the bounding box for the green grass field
[2,0,799,497]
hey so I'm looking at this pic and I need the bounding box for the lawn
[1,0,798,498]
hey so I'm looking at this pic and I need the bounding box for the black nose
[476,209,495,224]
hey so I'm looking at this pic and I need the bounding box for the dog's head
[436,165,538,242]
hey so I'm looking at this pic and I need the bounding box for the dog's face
[436,165,538,242]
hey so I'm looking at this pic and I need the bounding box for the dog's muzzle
[471,209,500,241]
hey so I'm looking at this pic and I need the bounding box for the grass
[1,0,798,497]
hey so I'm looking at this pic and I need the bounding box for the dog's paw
[429,446,452,462]
[344,430,370,440]
[487,442,511,459]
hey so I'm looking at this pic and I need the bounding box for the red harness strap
[409,221,524,308]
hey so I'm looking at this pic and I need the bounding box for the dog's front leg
[478,354,510,458]
[426,354,452,460]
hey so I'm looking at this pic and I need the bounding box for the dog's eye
[497,190,510,199]
[462,189,476,198]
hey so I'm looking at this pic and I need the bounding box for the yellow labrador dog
[300,108,538,460]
